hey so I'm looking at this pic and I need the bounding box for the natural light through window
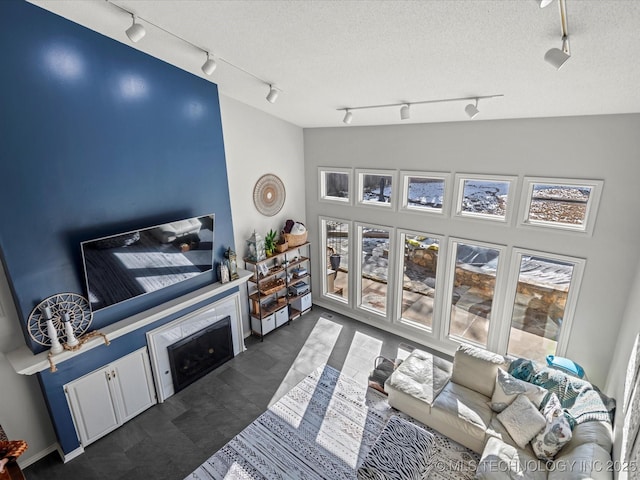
[357,169,394,208]
[322,218,349,302]
[454,174,516,222]
[400,171,448,214]
[506,251,583,363]
[319,167,351,204]
[398,231,440,331]
[358,225,391,316]
[447,240,503,347]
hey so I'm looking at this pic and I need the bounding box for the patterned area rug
[187,365,479,480]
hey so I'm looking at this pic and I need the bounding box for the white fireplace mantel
[7,269,252,376]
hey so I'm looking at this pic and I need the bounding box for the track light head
[545,35,571,70]
[400,104,410,121]
[343,110,353,125]
[266,85,279,104]
[125,14,146,43]
[201,52,217,76]
[465,99,480,119]
[536,0,554,8]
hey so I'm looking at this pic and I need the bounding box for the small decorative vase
[47,319,64,354]
[63,313,79,347]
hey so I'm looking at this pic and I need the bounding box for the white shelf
[8,269,252,375]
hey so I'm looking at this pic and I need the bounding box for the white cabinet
[65,347,156,447]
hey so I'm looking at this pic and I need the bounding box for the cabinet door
[110,348,157,423]
[65,370,120,446]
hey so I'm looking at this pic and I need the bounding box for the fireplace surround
[167,316,233,392]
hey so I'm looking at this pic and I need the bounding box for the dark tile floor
[24,306,436,480]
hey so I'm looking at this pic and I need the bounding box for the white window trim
[399,170,451,216]
[394,228,446,338]
[452,173,518,224]
[355,169,396,209]
[494,248,586,358]
[440,237,509,350]
[318,216,351,305]
[318,167,352,205]
[355,221,395,319]
[517,177,603,236]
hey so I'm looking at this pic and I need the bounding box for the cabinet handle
[112,370,116,378]
[106,372,111,381]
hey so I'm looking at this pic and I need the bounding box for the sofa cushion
[430,381,493,453]
[559,420,613,457]
[531,393,572,462]
[385,349,452,406]
[486,415,537,458]
[548,443,613,480]
[497,394,546,449]
[451,343,508,398]
[475,436,546,480]
[490,368,548,413]
[357,416,433,480]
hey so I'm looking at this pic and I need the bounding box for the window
[397,230,442,331]
[444,239,506,347]
[519,177,603,234]
[356,169,395,208]
[400,171,449,215]
[453,174,517,223]
[319,167,351,204]
[357,223,392,316]
[503,250,584,363]
[320,217,349,303]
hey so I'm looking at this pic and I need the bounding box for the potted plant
[265,229,277,256]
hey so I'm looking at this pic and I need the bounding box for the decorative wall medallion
[28,293,93,346]
[253,174,286,216]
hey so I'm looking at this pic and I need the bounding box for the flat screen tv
[81,214,214,312]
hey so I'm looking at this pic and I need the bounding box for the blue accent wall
[0,1,237,453]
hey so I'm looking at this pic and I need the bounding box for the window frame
[399,170,451,216]
[495,248,586,358]
[355,169,396,209]
[318,216,351,305]
[517,177,603,235]
[318,167,352,205]
[452,173,518,224]
[355,221,395,318]
[394,228,446,337]
[440,237,509,349]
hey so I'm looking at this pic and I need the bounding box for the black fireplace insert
[167,316,233,393]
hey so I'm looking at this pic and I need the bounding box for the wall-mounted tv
[81,214,215,312]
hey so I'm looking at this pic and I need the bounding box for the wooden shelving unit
[244,242,312,339]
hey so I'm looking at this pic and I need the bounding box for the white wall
[304,113,640,388]
[0,265,57,467]
[218,94,306,335]
[606,257,640,477]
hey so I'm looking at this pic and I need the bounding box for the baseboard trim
[59,444,84,463]
[18,443,59,469]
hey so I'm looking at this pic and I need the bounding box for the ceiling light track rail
[106,0,282,103]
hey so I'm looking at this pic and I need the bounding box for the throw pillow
[497,394,547,449]
[531,393,573,461]
[490,368,548,412]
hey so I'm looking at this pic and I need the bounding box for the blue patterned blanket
[509,358,616,425]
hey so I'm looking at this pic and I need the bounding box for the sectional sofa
[385,344,616,479]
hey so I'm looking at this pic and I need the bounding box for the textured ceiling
[29,0,640,127]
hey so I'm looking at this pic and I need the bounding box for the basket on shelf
[275,242,289,253]
[284,231,307,247]
[259,278,285,296]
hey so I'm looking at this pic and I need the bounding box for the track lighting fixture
[125,14,146,43]
[338,94,502,124]
[201,52,217,76]
[266,85,279,104]
[107,1,281,102]
[465,99,480,119]
[545,35,571,70]
[543,0,571,70]
[536,0,554,8]
[400,104,410,121]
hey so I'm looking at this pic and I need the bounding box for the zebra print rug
[186,365,479,480]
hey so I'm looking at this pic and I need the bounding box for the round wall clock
[253,173,286,217]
